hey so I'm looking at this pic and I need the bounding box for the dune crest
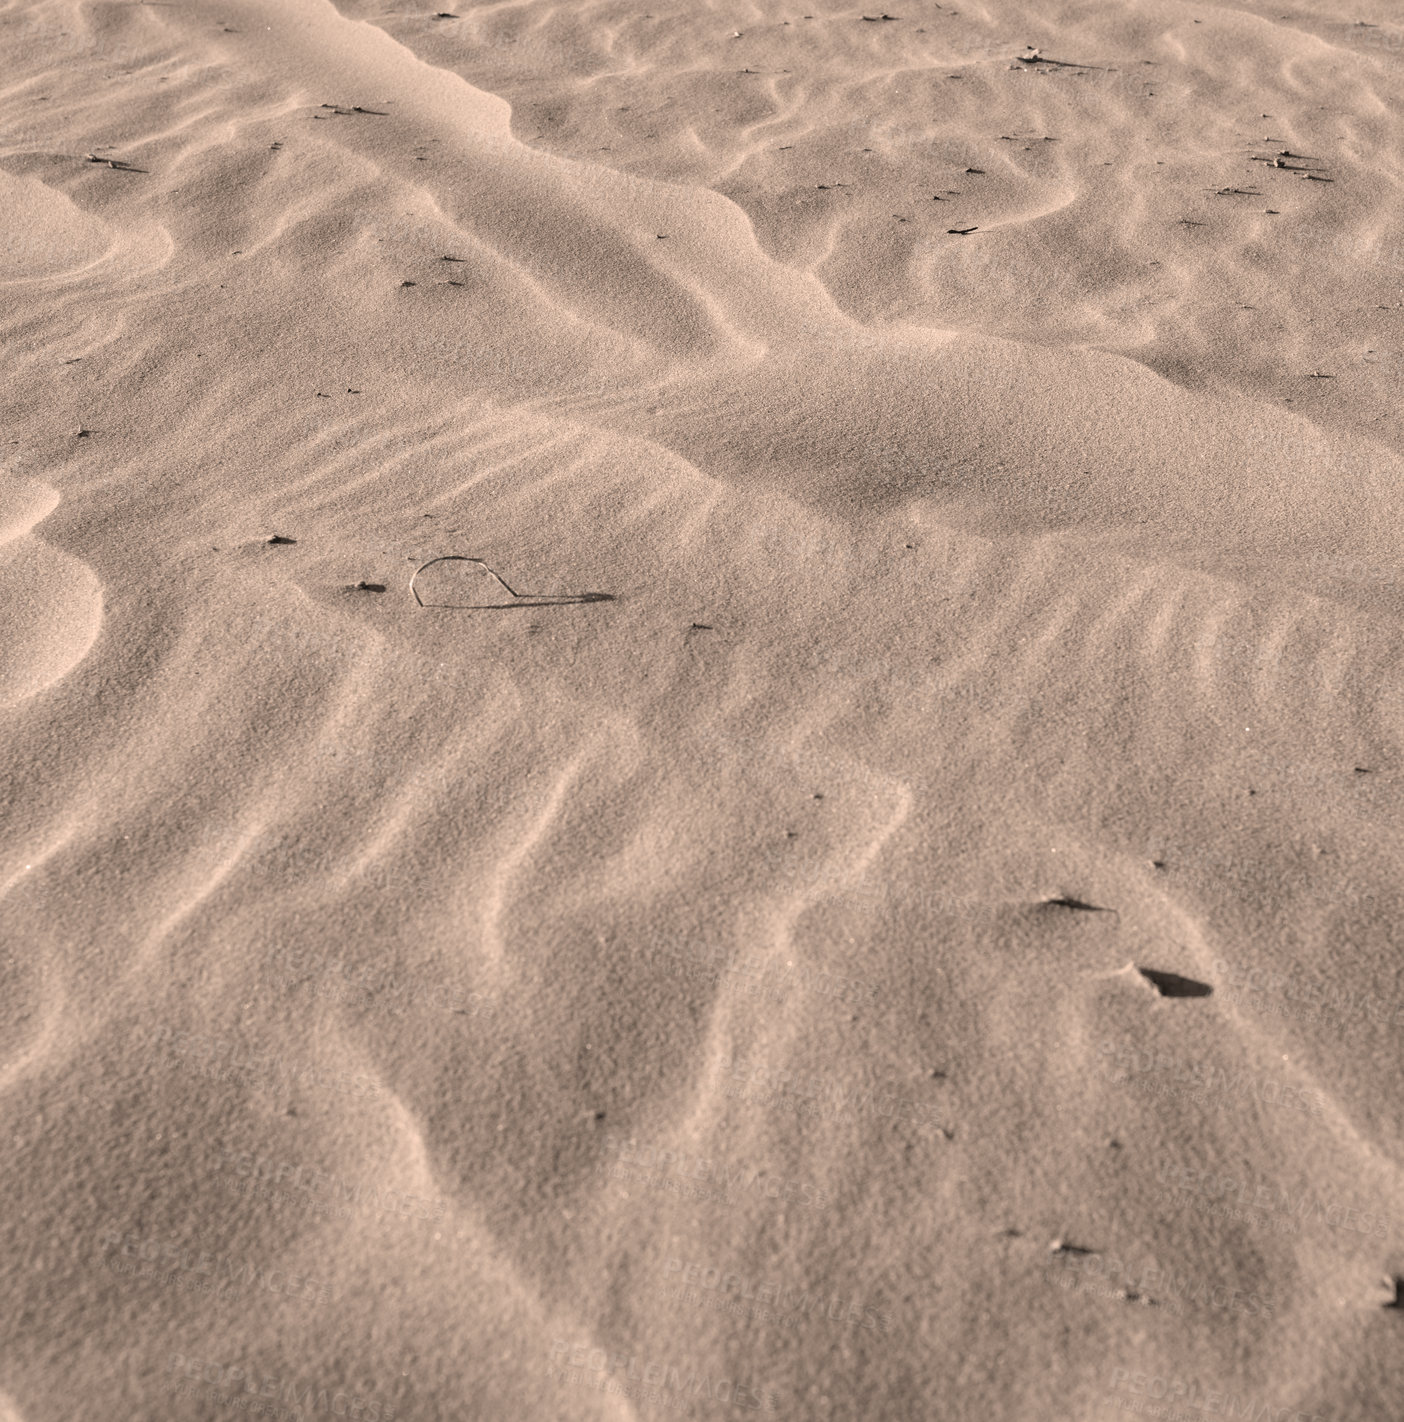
[0,476,101,709]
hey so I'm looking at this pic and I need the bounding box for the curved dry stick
[411,556,519,607]
[410,555,613,609]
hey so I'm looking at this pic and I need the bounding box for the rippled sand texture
[3,0,1404,1418]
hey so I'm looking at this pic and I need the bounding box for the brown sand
[3,0,1404,1417]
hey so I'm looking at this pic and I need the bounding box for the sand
[3,0,1404,1417]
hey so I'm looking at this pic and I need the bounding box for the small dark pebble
[267,535,297,545]
[354,581,386,592]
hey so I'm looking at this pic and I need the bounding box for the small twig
[410,555,613,609]
[1251,155,1328,174]
[86,153,148,172]
[1016,50,1110,70]
[1042,895,1118,915]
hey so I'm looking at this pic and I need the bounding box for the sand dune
[3,0,1404,1418]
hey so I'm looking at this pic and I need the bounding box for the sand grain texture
[3,0,1404,1417]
